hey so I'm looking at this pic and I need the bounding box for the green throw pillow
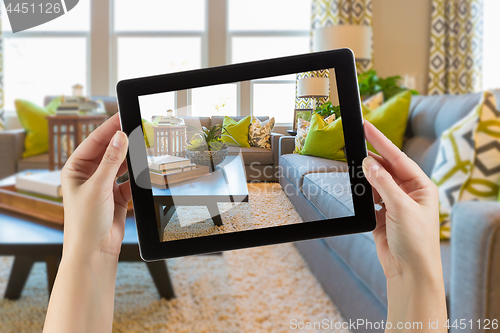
[142,117,161,148]
[221,116,251,147]
[15,97,61,158]
[362,91,412,154]
[300,112,346,161]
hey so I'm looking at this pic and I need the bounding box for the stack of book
[148,155,210,189]
[56,96,100,115]
[15,170,63,201]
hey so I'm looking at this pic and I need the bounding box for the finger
[67,113,122,164]
[364,120,425,183]
[116,160,128,179]
[91,131,129,187]
[362,156,409,210]
[367,151,403,185]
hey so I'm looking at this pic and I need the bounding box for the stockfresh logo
[3,0,79,33]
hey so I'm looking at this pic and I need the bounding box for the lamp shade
[297,77,329,98]
[312,24,372,60]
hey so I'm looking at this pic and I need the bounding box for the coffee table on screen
[0,175,175,300]
[153,155,249,240]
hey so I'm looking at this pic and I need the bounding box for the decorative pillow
[15,97,61,158]
[363,92,384,111]
[300,113,346,161]
[362,91,412,154]
[431,106,480,239]
[460,92,500,202]
[249,117,275,150]
[142,117,161,148]
[221,116,251,147]
[294,114,335,153]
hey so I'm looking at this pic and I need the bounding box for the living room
[1,0,500,332]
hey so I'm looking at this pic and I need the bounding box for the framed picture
[293,109,313,131]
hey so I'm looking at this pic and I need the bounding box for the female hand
[61,113,131,258]
[44,113,131,333]
[362,120,446,331]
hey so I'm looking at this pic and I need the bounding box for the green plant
[357,70,419,100]
[315,102,341,119]
[186,125,227,152]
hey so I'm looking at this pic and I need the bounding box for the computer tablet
[117,48,376,261]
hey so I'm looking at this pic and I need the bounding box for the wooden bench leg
[146,260,175,300]
[4,256,34,300]
[45,256,61,297]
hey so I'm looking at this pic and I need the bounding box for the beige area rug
[0,246,349,333]
[163,183,304,241]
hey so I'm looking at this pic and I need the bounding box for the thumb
[362,156,408,209]
[92,131,128,186]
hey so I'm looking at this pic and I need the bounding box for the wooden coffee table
[153,155,249,240]
[0,171,175,301]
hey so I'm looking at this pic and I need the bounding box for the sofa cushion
[323,232,451,307]
[17,153,49,171]
[302,172,354,218]
[279,154,348,189]
[210,116,269,128]
[227,146,273,165]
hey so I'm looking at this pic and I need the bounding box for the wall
[372,0,432,95]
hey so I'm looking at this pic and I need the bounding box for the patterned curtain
[295,0,373,109]
[428,0,484,95]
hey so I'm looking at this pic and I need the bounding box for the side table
[47,114,108,170]
[287,130,297,136]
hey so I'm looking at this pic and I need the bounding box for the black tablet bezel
[117,48,376,261]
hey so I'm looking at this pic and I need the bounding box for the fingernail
[363,156,380,175]
[112,131,126,148]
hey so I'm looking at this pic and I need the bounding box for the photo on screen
[136,68,354,242]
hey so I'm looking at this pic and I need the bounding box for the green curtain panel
[0,7,4,131]
[295,0,373,109]
[428,0,484,95]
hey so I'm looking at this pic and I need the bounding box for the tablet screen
[135,67,354,242]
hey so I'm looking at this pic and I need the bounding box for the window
[2,0,312,125]
[1,0,90,110]
[112,0,206,82]
[228,0,310,123]
[483,0,500,91]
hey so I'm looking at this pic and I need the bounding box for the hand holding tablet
[117,49,377,260]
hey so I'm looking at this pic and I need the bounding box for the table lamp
[312,24,373,105]
[297,77,330,110]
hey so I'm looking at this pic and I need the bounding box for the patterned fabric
[428,0,483,95]
[362,92,384,110]
[431,105,479,239]
[295,70,330,109]
[311,0,373,73]
[249,117,275,150]
[461,92,500,202]
[294,114,335,153]
[0,8,4,132]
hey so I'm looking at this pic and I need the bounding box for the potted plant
[315,102,341,119]
[357,69,419,100]
[185,124,230,171]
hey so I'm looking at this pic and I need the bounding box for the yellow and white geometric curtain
[428,0,483,95]
[295,0,373,109]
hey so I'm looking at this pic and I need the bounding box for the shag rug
[163,183,303,241]
[0,183,350,333]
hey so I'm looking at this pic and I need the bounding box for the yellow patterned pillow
[294,114,335,153]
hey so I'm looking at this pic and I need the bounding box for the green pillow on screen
[300,113,346,161]
[15,97,62,158]
[221,116,251,147]
[142,117,161,148]
[362,91,412,154]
